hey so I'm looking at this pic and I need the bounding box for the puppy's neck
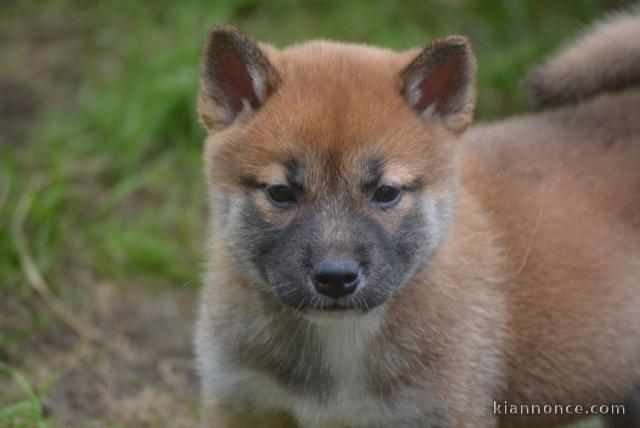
[309,307,386,350]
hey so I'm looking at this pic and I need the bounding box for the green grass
[0,1,629,425]
[0,363,47,428]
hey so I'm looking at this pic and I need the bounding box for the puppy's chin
[275,296,371,320]
[303,306,368,324]
[304,305,388,332]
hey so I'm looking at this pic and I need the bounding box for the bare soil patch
[3,283,199,427]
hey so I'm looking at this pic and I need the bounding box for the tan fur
[527,5,640,107]
[195,11,640,428]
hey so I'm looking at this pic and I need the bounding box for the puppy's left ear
[397,36,477,134]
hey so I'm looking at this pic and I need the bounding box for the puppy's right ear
[198,26,281,131]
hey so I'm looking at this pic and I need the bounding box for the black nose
[311,259,361,299]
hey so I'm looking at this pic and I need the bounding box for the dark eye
[265,184,297,208]
[372,185,401,208]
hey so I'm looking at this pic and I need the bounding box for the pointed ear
[397,36,477,134]
[198,26,281,131]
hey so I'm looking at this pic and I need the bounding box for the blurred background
[0,0,633,426]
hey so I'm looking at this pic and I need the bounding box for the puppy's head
[198,27,476,317]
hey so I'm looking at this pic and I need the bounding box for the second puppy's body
[463,92,640,427]
[195,10,640,428]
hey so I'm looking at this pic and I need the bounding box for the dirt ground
[2,284,199,427]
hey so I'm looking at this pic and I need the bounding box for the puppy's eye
[265,184,297,208]
[372,185,402,208]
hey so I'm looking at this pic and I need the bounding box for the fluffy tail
[526,6,640,108]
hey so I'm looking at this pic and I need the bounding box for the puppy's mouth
[310,302,361,312]
[271,278,390,315]
[279,296,370,316]
[300,297,381,319]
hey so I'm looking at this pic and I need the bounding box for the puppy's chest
[291,328,388,426]
[231,324,402,426]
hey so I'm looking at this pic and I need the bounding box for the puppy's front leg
[200,401,297,428]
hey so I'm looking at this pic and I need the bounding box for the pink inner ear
[415,56,464,115]
[219,51,260,118]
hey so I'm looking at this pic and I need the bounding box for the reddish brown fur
[463,94,640,426]
[196,14,640,428]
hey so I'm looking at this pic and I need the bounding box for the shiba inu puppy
[195,8,640,428]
